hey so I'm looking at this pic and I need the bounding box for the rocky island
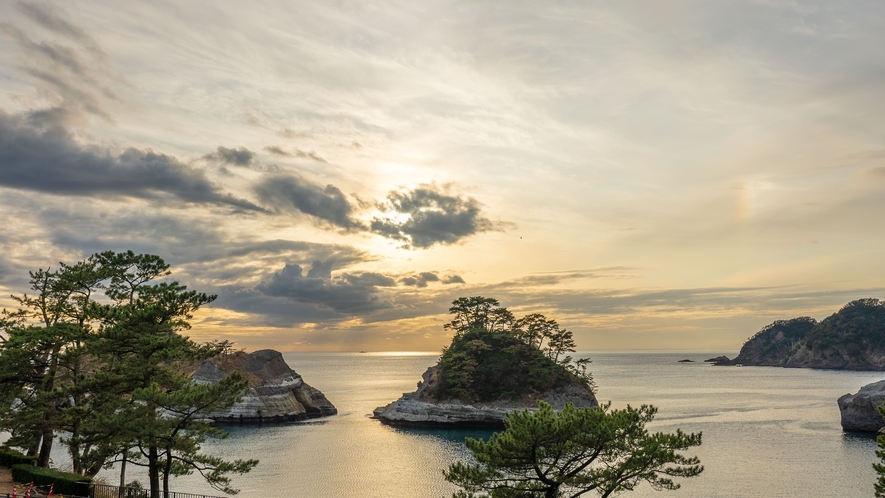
[190,349,337,423]
[712,298,885,370]
[374,297,598,428]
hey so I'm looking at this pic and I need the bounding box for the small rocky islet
[374,297,598,428]
[372,364,597,428]
[189,349,336,423]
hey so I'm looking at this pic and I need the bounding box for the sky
[1,1,885,352]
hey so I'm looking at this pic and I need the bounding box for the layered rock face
[191,349,336,423]
[838,380,885,433]
[373,366,598,428]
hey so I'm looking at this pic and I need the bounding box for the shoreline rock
[373,366,598,428]
[191,349,337,424]
[838,380,885,433]
[705,356,735,366]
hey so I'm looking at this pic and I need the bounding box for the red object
[48,483,55,497]
[24,481,33,498]
[11,484,16,498]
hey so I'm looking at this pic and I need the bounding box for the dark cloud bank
[257,261,395,314]
[209,260,466,326]
[0,107,500,249]
[0,110,263,211]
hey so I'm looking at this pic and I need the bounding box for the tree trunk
[148,446,160,498]
[26,434,41,457]
[70,418,82,474]
[37,426,53,467]
[163,450,173,498]
[69,351,85,474]
[37,349,60,468]
[118,452,127,498]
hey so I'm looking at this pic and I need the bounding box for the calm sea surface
[96,351,882,497]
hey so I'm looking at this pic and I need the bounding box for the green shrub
[11,464,91,496]
[0,447,37,467]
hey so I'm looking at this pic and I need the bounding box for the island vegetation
[433,297,593,402]
[0,251,257,498]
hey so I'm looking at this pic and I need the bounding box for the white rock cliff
[191,349,336,423]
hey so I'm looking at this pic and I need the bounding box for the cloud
[2,25,90,79]
[278,128,309,139]
[0,109,264,211]
[256,260,394,314]
[253,174,365,231]
[4,3,116,121]
[262,145,327,163]
[442,274,466,284]
[205,146,255,166]
[12,195,370,282]
[210,286,344,327]
[292,148,327,163]
[371,183,500,249]
[509,267,641,286]
[400,272,439,288]
[15,2,106,59]
[399,271,466,287]
[264,145,290,156]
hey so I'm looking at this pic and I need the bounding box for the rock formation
[190,349,336,423]
[704,356,733,365]
[838,380,885,432]
[373,366,598,428]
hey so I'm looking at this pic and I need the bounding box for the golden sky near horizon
[1,1,885,352]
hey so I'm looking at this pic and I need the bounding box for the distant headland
[710,298,885,370]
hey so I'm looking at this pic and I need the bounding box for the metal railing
[3,484,227,498]
[91,484,226,498]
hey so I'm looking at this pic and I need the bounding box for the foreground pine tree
[0,251,257,498]
[445,401,702,498]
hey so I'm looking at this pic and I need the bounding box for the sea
[61,352,885,497]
